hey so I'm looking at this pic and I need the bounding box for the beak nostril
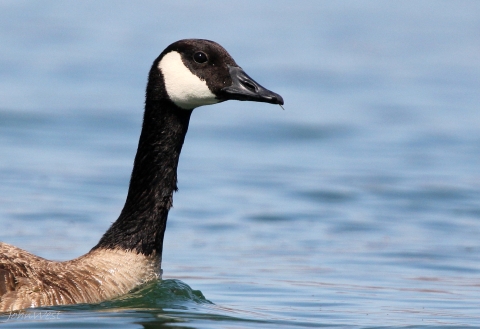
[243,81,256,93]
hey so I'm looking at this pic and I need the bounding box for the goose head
[151,39,284,109]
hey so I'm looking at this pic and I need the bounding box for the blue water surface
[0,1,480,328]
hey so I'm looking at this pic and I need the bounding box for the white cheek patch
[158,51,219,109]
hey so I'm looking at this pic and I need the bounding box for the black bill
[219,66,284,105]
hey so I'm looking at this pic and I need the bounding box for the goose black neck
[92,98,192,257]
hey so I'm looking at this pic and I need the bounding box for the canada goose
[0,39,283,311]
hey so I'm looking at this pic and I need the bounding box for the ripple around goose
[0,39,283,312]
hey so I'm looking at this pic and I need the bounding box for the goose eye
[193,51,208,64]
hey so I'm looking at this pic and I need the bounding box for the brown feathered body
[0,242,159,311]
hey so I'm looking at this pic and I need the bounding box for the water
[1,1,480,328]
